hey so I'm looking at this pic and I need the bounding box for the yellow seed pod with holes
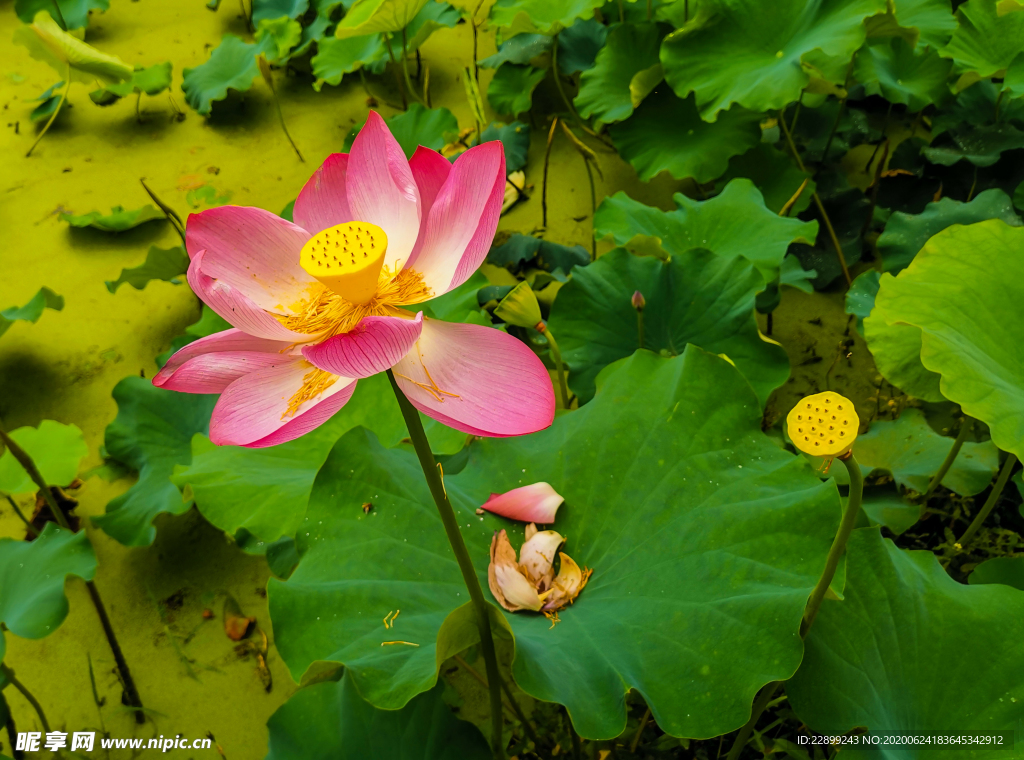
[787,391,859,457]
[300,221,387,304]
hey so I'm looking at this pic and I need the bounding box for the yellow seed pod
[786,391,859,457]
[300,221,387,304]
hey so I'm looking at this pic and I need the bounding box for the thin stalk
[26,68,71,158]
[5,492,40,537]
[778,177,810,218]
[778,111,851,286]
[2,691,22,760]
[400,28,424,106]
[924,417,973,500]
[384,36,408,109]
[726,454,863,760]
[958,454,1018,548]
[863,101,894,173]
[0,425,146,724]
[542,118,558,228]
[385,370,505,760]
[471,0,486,84]
[637,310,645,350]
[630,708,651,753]
[583,158,597,260]
[646,0,651,19]
[788,96,802,136]
[140,178,187,245]
[617,0,624,22]
[821,60,854,163]
[550,35,612,148]
[453,654,539,747]
[0,663,51,734]
[537,324,569,409]
[262,66,304,162]
[861,139,890,238]
[995,89,1005,122]
[135,91,142,123]
[49,0,69,29]
[566,709,582,760]
[967,165,978,202]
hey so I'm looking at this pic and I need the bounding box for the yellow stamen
[284,364,337,419]
[300,222,388,304]
[380,641,419,647]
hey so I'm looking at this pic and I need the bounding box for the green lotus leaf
[30,81,65,122]
[268,349,839,738]
[0,287,64,339]
[555,17,607,75]
[486,63,546,116]
[477,33,550,68]
[1006,51,1024,98]
[854,408,999,496]
[779,255,817,293]
[0,523,96,649]
[266,671,490,759]
[609,88,762,183]
[922,122,1024,167]
[15,0,110,30]
[715,143,815,215]
[334,0,429,39]
[788,528,1024,750]
[59,204,164,232]
[969,556,1024,590]
[930,79,1024,135]
[92,377,216,546]
[105,245,189,294]
[478,121,530,173]
[593,179,818,284]
[575,22,661,125]
[876,189,1021,273]
[182,34,275,115]
[872,220,1024,460]
[547,246,790,405]
[255,16,304,62]
[293,0,347,56]
[93,61,175,102]
[659,0,886,121]
[864,310,944,402]
[854,37,953,111]
[311,35,389,89]
[344,105,459,158]
[487,0,604,35]
[405,1,460,50]
[487,234,589,272]
[14,11,133,85]
[845,269,880,334]
[0,420,88,495]
[860,484,922,536]
[252,0,309,25]
[173,373,464,545]
[865,0,958,49]
[940,0,1024,85]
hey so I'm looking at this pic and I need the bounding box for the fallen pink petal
[481,482,564,524]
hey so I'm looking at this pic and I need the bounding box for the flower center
[300,221,388,304]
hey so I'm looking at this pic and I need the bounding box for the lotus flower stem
[778,109,851,286]
[542,118,557,228]
[537,323,570,409]
[0,424,147,724]
[630,707,652,752]
[0,663,51,735]
[25,67,71,158]
[140,178,187,245]
[726,453,863,760]
[924,416,974,500]
[453,653,539,745]
[957,453,1018,549]
[385,370,506,759]
[258,56,304,163]
[2,691,19,759]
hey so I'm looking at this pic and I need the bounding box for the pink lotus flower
[154,113,555,447]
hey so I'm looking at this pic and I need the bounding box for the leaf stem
[924,416,973,500]
[452,654,538,746]
[384,36,408,109]
[550,35,612,148]
[385,370,505,760]
[0,663,51,734]
[778,110,851,286]
[263,67,304,162]
[0,425,147,724]
[957,453,1018,548]
[630,707,652,753]
[26,70,71,158]
[3,492,39,537]
[542,118,558,228]
[140,178,187,245]
[537,323,569,409]
[2,691,22,760]
[400,28,424,106]
[637,310,645,350]
[726,453,863,760]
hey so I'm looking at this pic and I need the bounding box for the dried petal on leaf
[518,529,564,588]
[489,530,544,611]
[487,525,591,615]
[542,552,592,612]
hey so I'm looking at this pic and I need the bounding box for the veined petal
[392,319,555,437]
[481,483,564,524]
[293,153,354,234]
[346,111,421,273]
[301,312,423,379]
[154,328,294,393]
[404,141,505,297]
[518,528,565,589]
[186,205,316,313]
[210,357,355,447]
[488,530,543,612]
[187,252,312,342]
[409,146,451,221]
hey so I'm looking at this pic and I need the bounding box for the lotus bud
[786,391,859,457]
[494,281,543,329]
[631,290,645,311]
[480,482,564,524]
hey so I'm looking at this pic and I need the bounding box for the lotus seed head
[786,391,859,457]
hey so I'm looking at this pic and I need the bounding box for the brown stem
[0,663,51,734]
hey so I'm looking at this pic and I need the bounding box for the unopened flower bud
[632,290,645,311]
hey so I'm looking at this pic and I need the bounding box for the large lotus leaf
[0,420,88,495]
[14,11,133,85]
[182,35,275,115]
[854,37,952,111]
[344,105,459,159]
[266,671,490,760]
[864,311,944,402]
[173,373,463,545]
[575,22,661,125]
[872,220,1024,461]
[593,179,818,284]
[255,17,304,62]
[92,377,216,546]
[923,122,1024,167]
[609,88,762,183]
[14,0,109,29]
[548,247,790,405]
[105,245,189,293]
[487,0,604,35]
[789,528,1024,754]
[854,408,999,496]
[660,0,886,121]
[969,556,1024,590]
[478,121,530,173]
[486,63,546,116]
[404,1,461,51]
[876,0,958,49]
[269,349,839,738]
[252,0,309,24]
[845,269,880,335]
[311,35,388,89]
[556,17,606,75]
[876,189,1021,273]
[0,287,63,339]
[59,204,165,232]
[477,33,550,68]
[715,143,815,215]
[334,0,429,39]
[940,0,1024,83]
[0,523,96,645]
